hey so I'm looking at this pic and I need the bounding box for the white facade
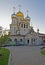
[10,10,42,45]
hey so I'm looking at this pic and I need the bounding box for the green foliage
[0,35,10,46]
[0,48,10,65]
[41,50,45,55]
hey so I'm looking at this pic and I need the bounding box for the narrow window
[24,24,25,28]
[21,24,23,28]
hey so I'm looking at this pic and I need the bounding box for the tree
[0,35,10,46]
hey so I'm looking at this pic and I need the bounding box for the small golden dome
[16,11,24,17]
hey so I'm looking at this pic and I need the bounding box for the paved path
[7,46,45,65]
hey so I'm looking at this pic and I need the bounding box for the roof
[16,11,24,17]
[39,33,45,36]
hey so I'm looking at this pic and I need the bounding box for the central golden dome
[16,11,24,17]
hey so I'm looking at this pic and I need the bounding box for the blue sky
[0,0,45,33]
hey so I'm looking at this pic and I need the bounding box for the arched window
[21,24,23,28]
[12,19,15,24]
[24,24,25,28]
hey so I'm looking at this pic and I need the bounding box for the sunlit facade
[10,8,43,45]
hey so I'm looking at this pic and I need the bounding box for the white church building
[10,7,43,45]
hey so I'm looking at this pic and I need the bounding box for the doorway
[27,40,29,45]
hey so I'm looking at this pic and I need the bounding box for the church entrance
[14,39,17,42]
[27,40,29,45]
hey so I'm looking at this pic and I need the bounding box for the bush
[0,35,10,46]
[41,50,45,55]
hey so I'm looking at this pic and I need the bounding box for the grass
[41,50,45,55]
[0,48,10,65]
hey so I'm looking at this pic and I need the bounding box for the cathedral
[10,7,43,45]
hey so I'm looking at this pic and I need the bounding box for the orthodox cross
[27,10,29,16]
[18,5,21,11]
[13,6,15,13]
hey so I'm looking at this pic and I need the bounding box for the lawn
[41,50,45,55]
[0,48,10,65]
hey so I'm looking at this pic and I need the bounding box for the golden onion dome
[16,11,24,17]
